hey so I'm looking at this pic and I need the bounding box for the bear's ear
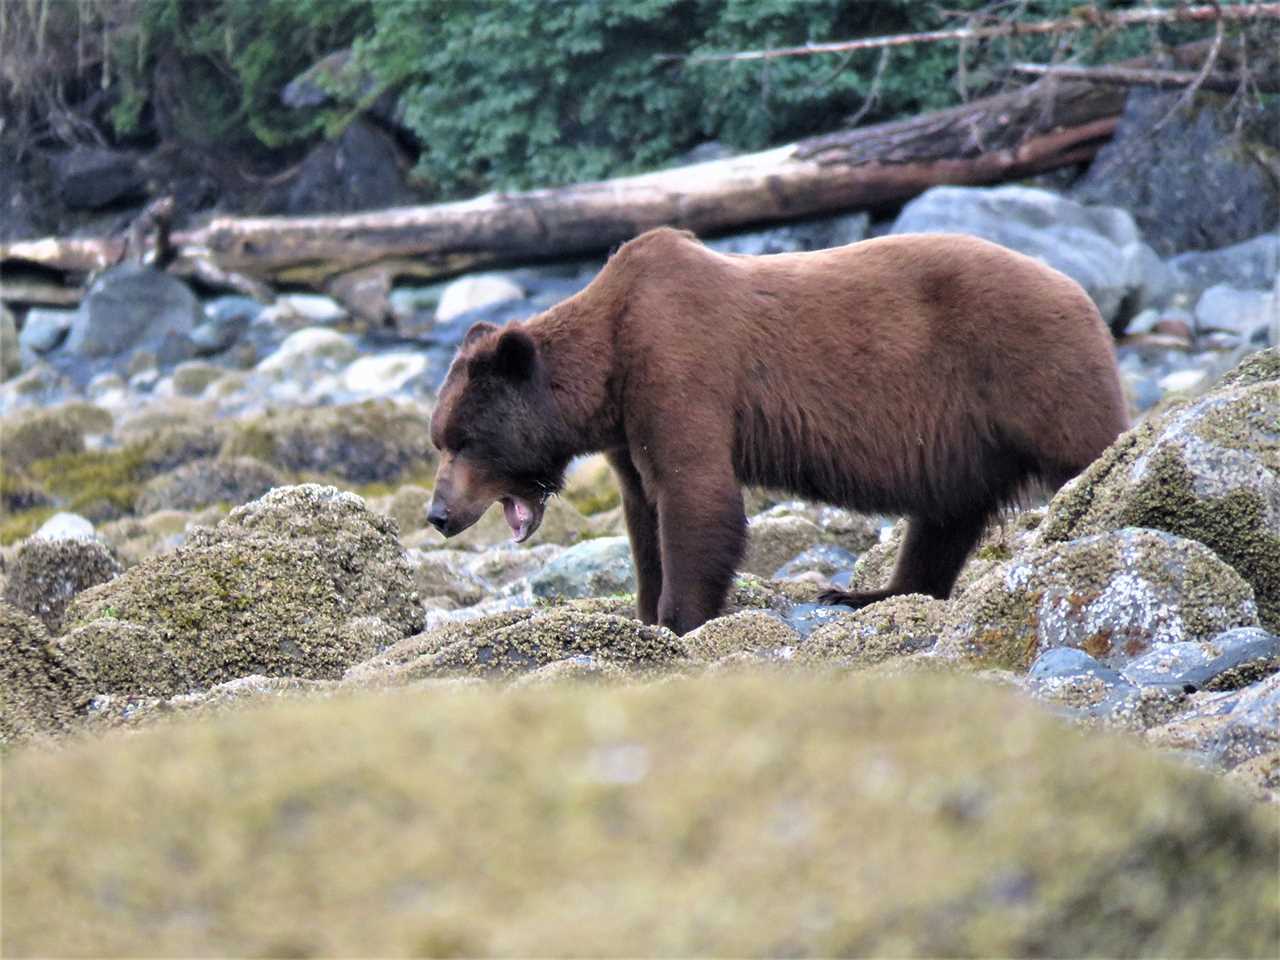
[462,321,499,346]
[488,327,538,381]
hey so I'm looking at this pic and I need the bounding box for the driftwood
[0,72,1129,318]
[0,38,1242,319]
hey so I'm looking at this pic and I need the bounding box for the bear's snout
[426,500,451,535]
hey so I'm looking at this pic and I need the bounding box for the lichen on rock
[421,610,686,680]
[60,485,419,697]
[135,456,283,514]
[0,600,94,741]
[684,610,800,662]
[938,528,1258,671]
[1039,367,1279,631]
[800,594,947,666]
[3,535,122,632]
[220,400,435,484]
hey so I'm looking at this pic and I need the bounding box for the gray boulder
[18,308,73,354]
[530,537,635,600]
[1168,233,1280,301]
[938,527,1259,671]
[283,119,417,215]
[708,212,870,255]
[52,147,144,210]
[65,265,200,365]
[1039,359,1280,631]
[192,296,263,356]
[891,184,1168,329]
[1194,285,1277,343]
[1119,627,1280,693]
[1073,90,1280,256]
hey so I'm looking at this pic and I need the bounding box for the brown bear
[427,227,1128,634]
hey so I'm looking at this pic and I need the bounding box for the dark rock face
[1074,90,1280,256]
[51,147,145,210]
[283,119,417,215]
[64,265,201,366]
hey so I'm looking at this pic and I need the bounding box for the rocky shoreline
[2,180,1278,955]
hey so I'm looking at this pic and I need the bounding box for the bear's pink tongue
[501,496,536,543]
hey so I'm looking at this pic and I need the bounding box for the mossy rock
[343,608,537,686]
[207,484,421,638]
[62,537,377,696]
[131,424,227,477]
[720,572,823,618]
[135,456,283,514]
[2,536,122,632]
[4,674,1277,956]
[0,466,52,514]
[23,445,151,523]
[56,619,187,698]
[799,594,947,666]
[0,600,93,741]
[421,610,686,680]
[684,610,800,661]
[0,407,86,470]
[938,528,1259,671]
[376,483,431,534]
[61,485,420,696]
[220,400,435,484]
[751,500,882,554]
[1219,345,1280,388]
[1039,371,1280,631]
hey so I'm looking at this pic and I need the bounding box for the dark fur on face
[427,323,572,540]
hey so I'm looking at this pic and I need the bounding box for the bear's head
[426,321,569,542]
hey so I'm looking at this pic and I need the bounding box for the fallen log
[0,48,1199,319]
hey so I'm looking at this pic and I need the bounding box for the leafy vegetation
[0,0,1234,194]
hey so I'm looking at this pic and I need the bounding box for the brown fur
[429,228,1129,634]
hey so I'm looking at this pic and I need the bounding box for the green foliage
[356,0,1224,196]
[111,0,371,147]
[4,0,1233,191]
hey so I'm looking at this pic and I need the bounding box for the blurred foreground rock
[4,674,1276,957]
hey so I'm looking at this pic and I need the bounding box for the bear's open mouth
[500,495,545,543]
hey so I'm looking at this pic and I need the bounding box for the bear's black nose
[427,502,450,534]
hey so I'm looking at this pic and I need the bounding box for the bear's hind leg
[820,511,988,609]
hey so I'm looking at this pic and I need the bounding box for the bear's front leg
[655,474,746,634]
[605,448,663,625]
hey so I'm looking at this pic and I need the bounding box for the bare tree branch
[666,3,1280,64]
